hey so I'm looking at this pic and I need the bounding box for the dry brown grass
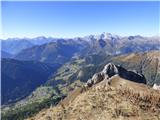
[27,76,160,120]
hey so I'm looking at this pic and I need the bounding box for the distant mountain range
[1,33,160,120]
[82,33,160,55]
[1,33,160,57]
[1,37,57,55]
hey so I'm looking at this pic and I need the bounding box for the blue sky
[1,1,160,39]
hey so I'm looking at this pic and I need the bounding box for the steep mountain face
[27,63,160,120]
[1,58,59,105]
[14,40,88,64]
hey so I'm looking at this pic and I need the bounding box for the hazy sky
[1,1,160,39]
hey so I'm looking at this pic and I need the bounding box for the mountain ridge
[2,33,159,58]
[27,63,160,120]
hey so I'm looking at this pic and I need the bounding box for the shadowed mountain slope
[1,58,59,105]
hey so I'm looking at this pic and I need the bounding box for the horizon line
[1,32,160,40]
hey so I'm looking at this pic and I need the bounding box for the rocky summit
[85,63,146,87]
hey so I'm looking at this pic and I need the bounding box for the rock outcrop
[153,83,160,90]
[86,63,146,87]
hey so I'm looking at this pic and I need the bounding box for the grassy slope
[28,76,160,120]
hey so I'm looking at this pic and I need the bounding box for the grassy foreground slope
[28,76,160,120]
